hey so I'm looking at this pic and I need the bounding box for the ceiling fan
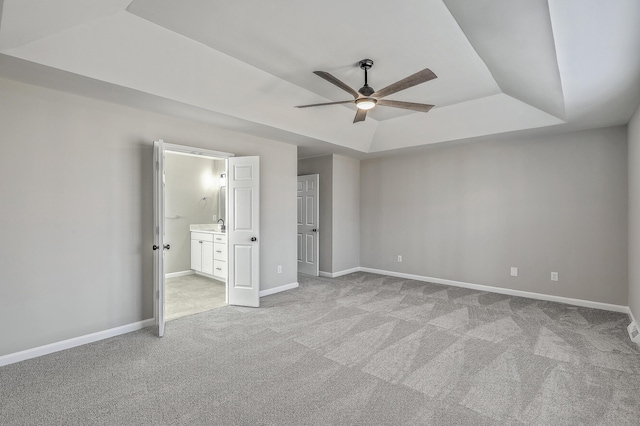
[295,59,437,123]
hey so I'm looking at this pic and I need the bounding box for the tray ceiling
[1,0,638,157]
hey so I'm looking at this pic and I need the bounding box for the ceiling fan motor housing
[358,85,375,96]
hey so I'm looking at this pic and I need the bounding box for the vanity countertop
[190,224,225,234]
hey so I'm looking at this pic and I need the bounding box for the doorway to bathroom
[163,151,227,321]
[153,140,261,337]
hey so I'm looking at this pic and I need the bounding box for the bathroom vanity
[190,225,227,281]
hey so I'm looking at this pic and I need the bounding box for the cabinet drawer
[213,234,227,244]
[213,260,227,279]
[191,232,214,242]
[213,243,227,262]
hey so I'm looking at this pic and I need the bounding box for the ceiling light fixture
[355,98,377,110]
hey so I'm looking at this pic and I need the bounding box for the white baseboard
[319,267,361,278]
[0,318,155,367]
[359,267,629,313]
[165,270,195,279]
[259,282,299,297]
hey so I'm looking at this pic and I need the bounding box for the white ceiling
[0,0,639,158]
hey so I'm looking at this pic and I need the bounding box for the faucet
[217,218,226,232]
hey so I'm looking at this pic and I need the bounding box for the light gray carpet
[165,274,226,321]
[2,272,640,425]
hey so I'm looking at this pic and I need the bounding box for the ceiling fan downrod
[358,59,375,97]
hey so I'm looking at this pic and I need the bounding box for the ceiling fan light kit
[295,58,437,123]
[355,98,377,110]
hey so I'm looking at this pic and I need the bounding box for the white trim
[163,141,234,159]
[259,282,299,297]
[0,319,154,367]
[165,270,195,279]
[319,267,361,278]
[359,267,629,313]
[630,307,638,325]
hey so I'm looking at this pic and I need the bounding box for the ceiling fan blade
[295,100,354,108]
[372,68,437,99]
[376,99,434,112]
[314,71,360,99]
[353,108,367,123]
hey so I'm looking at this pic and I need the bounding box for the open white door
[153,140,166,336]
[228,156,260,307]
[297,174,319,276]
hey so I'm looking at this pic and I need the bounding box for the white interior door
[228,156,260,307]
[297,174,319,276]
[153,140,166,337]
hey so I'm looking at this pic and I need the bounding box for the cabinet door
[201,241,214,275]
[191,239,202,272]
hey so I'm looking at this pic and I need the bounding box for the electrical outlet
[551,272,559,282]
[212,214,217,221]
[277,265,282,274]
[397,255,402,263]
[628,322,640,343]
[510,267,518,277]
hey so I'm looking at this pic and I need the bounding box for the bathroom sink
[190,224,225,233]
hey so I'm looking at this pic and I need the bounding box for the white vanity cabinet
[212,234,227,280]
[191,232,214,275]
[190,230,227,280]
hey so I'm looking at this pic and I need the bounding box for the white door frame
[153,140,234,337]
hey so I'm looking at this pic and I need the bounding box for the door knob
[152,245,159,250]
[164,244,171,250]
[312,229,317,232]
[251,237,257,242]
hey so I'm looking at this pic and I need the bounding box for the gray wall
[164,154,225,274]
[332,155,360,272]
[361,127,628,305]
[298,155,333,273]
[0,77,297,357]
[629,104,640,319]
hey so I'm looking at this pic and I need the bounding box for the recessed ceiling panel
[444,0,566,119]
[127,0,501,121]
